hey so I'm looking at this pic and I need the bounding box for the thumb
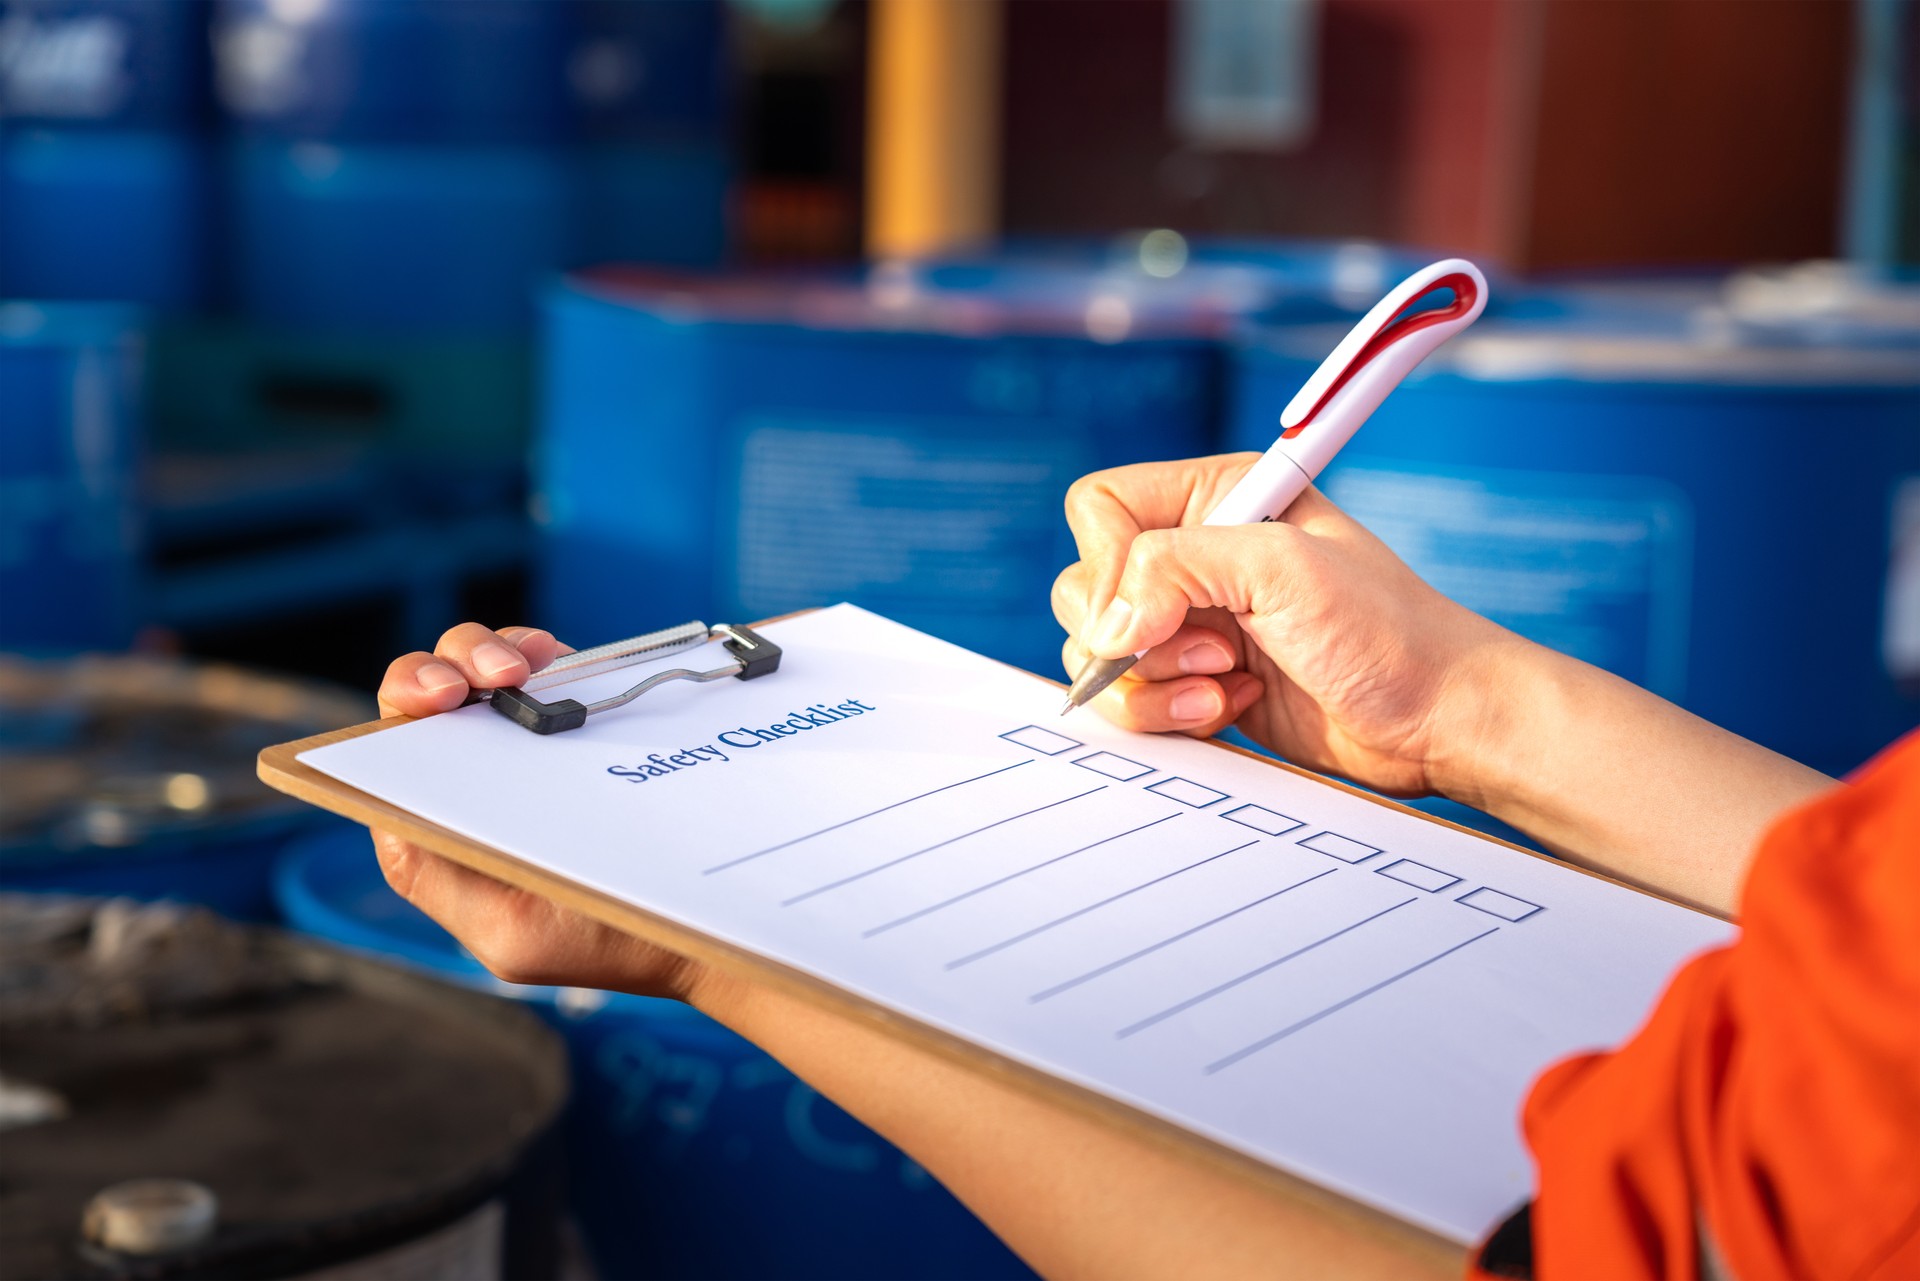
[1081,522,1314,659]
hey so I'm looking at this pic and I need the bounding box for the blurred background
[2,0,1916,1277]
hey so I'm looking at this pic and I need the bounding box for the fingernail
[415,661,465,694]
[472,641,522,682]
[1089,597,1133,651]
[1168,685,1222,723]
[1176,641,1232,676]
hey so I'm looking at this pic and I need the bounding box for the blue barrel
[0,302,142,652]
[1227,277,1920,777]
[275,825,1035,1281]
[0,0,211,307]
[211,0,576,334]
[224,137,572,335]
[0,658,371,920]
[536,266,1235,675]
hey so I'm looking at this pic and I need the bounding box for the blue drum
[0,0,211,307]
[275,825,1035,1280]
[536,265,1236,676]
[1227,271,1920,777]
[210,0,577,334]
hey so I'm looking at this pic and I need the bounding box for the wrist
[1421,623,1557,814]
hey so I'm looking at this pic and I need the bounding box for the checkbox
[1074,751,1154,781]
[1146,777,1229,808]
[1001,725,1082,756]
[1298,831,1380,864]
[1376,859,1460,893]
[1459,887,1543,922]
[1221,804,1303,837]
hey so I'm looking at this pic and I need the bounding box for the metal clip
[482,621,783,735]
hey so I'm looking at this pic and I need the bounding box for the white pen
[1061,257,1490,715]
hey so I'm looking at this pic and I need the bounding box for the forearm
[1438,635,1833,917]
[690,971,1455,1281]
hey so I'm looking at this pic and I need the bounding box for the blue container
[0,302,142,651]
[275,826,1035,1281]
[210,0,572,145]
[0,0,211,306]
[536,268,1231,675]
[226,137,572,334]
[1227,287,1920,777]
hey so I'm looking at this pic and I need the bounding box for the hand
[1054,454,1519,799]
[373,623,708,999]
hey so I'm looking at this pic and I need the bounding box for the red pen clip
[1280,269,1483,439]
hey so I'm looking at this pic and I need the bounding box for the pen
[1061,257,1490,715]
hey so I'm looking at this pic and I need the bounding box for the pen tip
[1058,698,1076,717]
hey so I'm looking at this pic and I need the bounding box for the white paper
[301,604,1732,1243]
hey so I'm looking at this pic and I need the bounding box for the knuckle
[471,942,538,988]
[1127,526,1180,574]
[1062,471,1106,517]
[373,840,419,899]
[436,621,492,653]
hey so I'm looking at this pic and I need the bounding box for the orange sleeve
[1502,731,1920,1281]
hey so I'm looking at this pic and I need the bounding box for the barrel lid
[0,657,369,859]
[568,235,1423,342]
[0,899,566,1281]
[568,265,1243,343]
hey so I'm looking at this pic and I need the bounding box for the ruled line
[1115,897,1417,1039]
[780,784,1109,906]
[863,813,1182,938]
[1026,866,1338,1000]
[1203,926,1501,1073]
[703,760,1031,874]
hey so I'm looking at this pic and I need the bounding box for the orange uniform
[1474,731,1920,1280]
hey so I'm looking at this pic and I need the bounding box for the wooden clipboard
[258,612,1708,1272]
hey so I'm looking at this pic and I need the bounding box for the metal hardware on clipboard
[468,621,782,735]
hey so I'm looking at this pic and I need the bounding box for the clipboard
[259,609,1712,1272]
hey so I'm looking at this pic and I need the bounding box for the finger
[379,651,470,719]
[1081,522,1317,660]
[433,622,536,689]
[496,626,571,672]
[1051,560,1095,635]
[1061,454,1261,622]
[1090,668,1265,737]
[1130,621,1243,682]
